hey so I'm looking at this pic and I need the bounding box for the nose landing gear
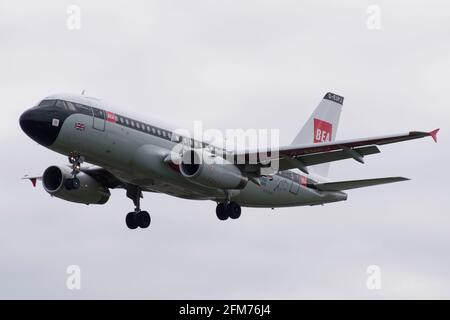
[125,186,151,230]
[65,154,84,190]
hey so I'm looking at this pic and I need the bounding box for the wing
[22,166,125,189]
[21,175,42,187]
[235,129,439,174]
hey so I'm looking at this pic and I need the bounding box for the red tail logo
[314,119,332,143]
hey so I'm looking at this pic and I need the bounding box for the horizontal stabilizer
[315,177,409,191]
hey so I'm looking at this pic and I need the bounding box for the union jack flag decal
[74,122,86,131]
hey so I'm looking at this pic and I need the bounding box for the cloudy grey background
[1,0,449,299]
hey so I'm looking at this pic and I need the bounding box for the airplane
[19,92,439,230]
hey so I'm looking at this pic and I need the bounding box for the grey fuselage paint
[23,95,348,208]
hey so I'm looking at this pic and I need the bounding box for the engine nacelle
[42,165,110,205]
[179,149,248,190]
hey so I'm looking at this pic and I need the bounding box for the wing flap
[315,177,409,191]
[278,145,380,171]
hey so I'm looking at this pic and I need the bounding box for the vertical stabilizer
[291,92,344,177]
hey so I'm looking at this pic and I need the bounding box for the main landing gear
[125,186,151,230]
[65,154,83,190]
[216,201,242,221]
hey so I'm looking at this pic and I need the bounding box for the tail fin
[291,92,344,177]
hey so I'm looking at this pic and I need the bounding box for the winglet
[429,128,439,143]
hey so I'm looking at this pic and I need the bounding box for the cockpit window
[55,100,66,109]
[65,101,77,111]
[36,99,92,116]
[74,103,93,116]
[38,100,56,107]
[54,100,80,112]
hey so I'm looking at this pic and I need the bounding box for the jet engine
[42,165,110,204]
[179,149,248,189]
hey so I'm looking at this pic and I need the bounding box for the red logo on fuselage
[300,175,307,186]
[106,111,116,123]
[313,119,332,143]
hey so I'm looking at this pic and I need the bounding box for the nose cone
[19,108,60,146]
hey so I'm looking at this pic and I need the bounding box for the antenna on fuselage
[81,89,85,95]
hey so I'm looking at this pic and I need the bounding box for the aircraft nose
[19,109,33,129]
[19,108,60,146]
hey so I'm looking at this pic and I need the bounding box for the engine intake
[43,165,110,205]
[179,149,247,190]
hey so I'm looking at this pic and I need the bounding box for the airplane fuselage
[20,94,347,208]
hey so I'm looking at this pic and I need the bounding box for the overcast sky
[0,0,449,299]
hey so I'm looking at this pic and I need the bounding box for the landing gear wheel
[64,177,81,190]
[65,179,73,190]
[71,177,80,190]
[216,203,228,221]
[65,154,83,191]
[125,212,138,230]
[228,202,242,220]
[137,211,151,228]
[125,186,152,230]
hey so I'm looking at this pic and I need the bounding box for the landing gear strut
[65,154,84,190]
[125,186,151,230]
[216,201,242,221]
